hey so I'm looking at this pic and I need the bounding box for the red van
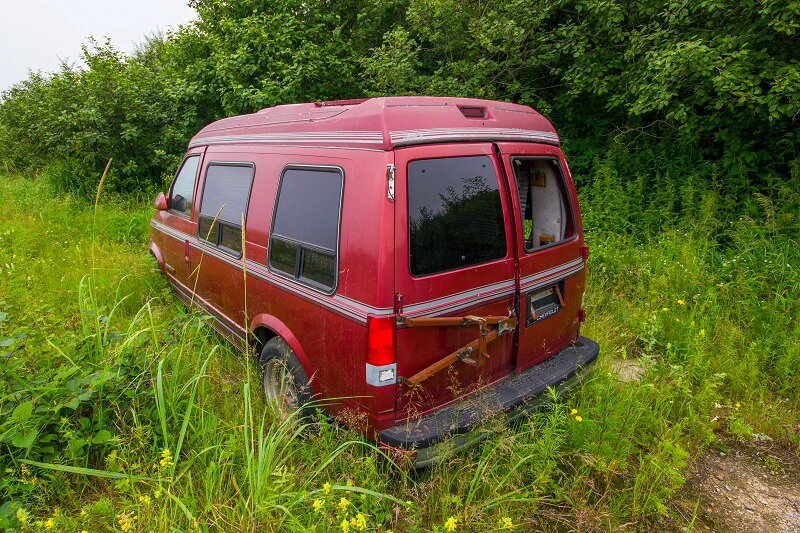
[150,97,599,467]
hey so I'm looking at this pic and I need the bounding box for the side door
[160,148,204,292]
[393,143,517,419]
[191,156,256,333]
[496,142,586,370]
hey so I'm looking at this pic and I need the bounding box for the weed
[0,172,798,531]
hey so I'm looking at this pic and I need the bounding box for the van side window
[269,167,343,292]
[169,155,200,216]
[407,156,507,276]
[512,159,575,251]
[198,163,255,255]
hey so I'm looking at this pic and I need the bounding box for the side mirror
[154,192,168,211]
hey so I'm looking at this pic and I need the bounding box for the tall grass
[0,171,798,531]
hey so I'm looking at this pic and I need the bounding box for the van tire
[258,337,316,420]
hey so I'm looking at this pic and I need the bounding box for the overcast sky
[0,0,197,91]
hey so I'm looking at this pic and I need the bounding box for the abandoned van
[149,96,599,466]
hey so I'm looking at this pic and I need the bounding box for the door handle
[184,240,190,271]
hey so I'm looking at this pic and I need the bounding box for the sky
[0,0,197,91]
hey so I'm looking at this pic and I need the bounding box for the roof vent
[314,98,370,107]
[458,105,486,118]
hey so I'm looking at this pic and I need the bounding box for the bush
[0,0,797,222]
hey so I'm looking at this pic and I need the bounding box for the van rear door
[496,142,586,370]
[393,143,517,419]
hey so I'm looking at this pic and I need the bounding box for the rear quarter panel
[228,146,397,426]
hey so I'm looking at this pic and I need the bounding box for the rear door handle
[184,240,190,271]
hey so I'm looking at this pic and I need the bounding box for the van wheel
[259,337,315,419]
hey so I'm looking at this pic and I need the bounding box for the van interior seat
[516,160,567,248]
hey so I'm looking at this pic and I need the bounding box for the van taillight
[367,316,395,366]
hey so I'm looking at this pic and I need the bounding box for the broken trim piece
[397,312,518,386]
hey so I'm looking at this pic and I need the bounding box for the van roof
[189,96,559,151]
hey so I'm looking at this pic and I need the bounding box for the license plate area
[526,281,564,327]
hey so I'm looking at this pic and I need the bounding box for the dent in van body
[149,240,165,270]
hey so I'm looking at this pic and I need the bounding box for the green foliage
[0,38,200,195]
[362,27,422,95]
[0,1,799,526]
[1,0,797,221]
[1,169,799,530]
[0,0,800,531]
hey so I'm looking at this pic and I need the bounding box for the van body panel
[392,143,517,419]
[210,146,393,418]
[248,312,314,383]
[154,146,206,288]
[150,97,598,456]
[496,142,586,370]
[148,240,165,270]
[190,97,558,152]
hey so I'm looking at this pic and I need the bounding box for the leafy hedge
[0,0,797,229]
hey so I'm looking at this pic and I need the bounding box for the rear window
[269,167,343,292]
[407,156,507,276]
[198,163,255,255]
[512,158,575,252]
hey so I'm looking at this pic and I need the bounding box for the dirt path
[674,441,800,532]
[607,357,800,532]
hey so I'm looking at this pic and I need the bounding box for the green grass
[0,172,798,531]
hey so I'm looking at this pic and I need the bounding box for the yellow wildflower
[159,448,174,468]
[45,517,55,529]
[81,531,89,533]
[191,518,199,528]
[735,402,741,408]
[138,495,151,505]
[500,517,513,528]
[323,482,332,494]
[444,516,458,531]
[570,408,578,415]
[353,513,367,531]
[575,415,583,422]
[662,307,670,312]
[339,497,351,510]
[80,509,88,516]
[15,508,29,524]
[118,512,135,533]
[340,519,350,532]
[699,329,705,336]
[313,499,324,512]
[677,299,685,305]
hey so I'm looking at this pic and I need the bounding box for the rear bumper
[379,336,599,468]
